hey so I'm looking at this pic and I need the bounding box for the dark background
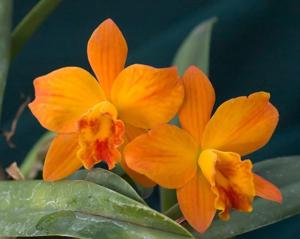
[1,0,300,238]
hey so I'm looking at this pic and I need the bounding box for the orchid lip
[77,101,125,170]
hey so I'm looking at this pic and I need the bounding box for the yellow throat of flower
[77,101,125,170]
[198,149,255,220]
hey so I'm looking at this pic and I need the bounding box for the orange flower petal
[29,67,106,133]
[43,133,82,181]
[111,64,184,129]
[120,123,156,187]
[120,158,156,188]
[198,150,255,220]
[202,92,279,156]
[87,18,128,98]
[179,66,215,145]
[177,172,216,233]
[77,101,125,170]
[254,174,282,203]
[124,123,147,142]
[124,124,198,189]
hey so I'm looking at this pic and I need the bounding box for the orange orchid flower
[29,19,184,183]
[125,65,282,233]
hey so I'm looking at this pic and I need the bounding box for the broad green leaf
[21,131,54,178]
[107,163,154,200]
[0,180,194,239]
[36,210,188,239]
[69,168,146,204]
[173,17,217,75]
[0,0,12,116]
[122,173,154,199]
[165,156,300,239]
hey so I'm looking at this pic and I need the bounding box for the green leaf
[121,173,154,199]
[69,168,146,205]
[165,156,300,239]
[173,17,217,75]
[11,0,62,59]
[21,131,55,178]
[0,0,12,116]
[0,180,194,238]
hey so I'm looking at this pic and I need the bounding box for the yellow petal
[111,64,184,129]
[202,92,279,156]
[198,150,255,220]
[177,172,216,233]
[43,133,82,181]
[254,174,282,203]
[124,124,198,189]
[87,18,128,98]
[29,67,106,133]
[179,66,215,145]
[77,101,125,170]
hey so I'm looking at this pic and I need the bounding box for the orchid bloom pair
[29,19,183,184]
[29,18,282,234]
[125,66,282,232]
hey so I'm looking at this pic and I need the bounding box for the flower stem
[160,187,177,212]
[11,0,62,59]
[164,203,181,219]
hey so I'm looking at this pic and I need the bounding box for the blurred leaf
[165,156,300,239]
[11,0,62,59]
[173,17,217,75]
[21,131,54,178]
[0,180,194,238]
[0,0,12,116]
[69,168,146,204]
